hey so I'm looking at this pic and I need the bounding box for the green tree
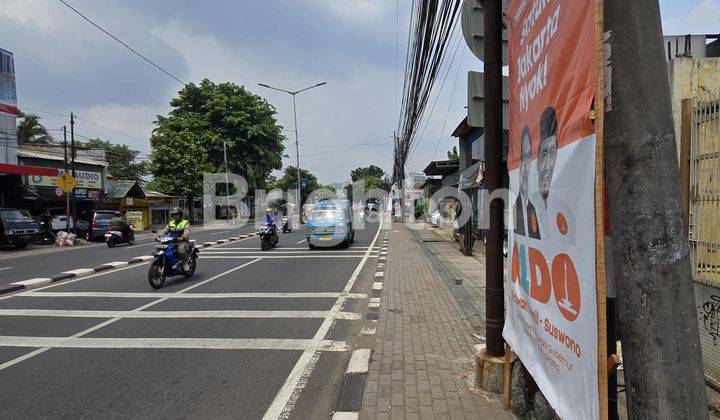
[83,138,147,181]
[16,111,52,144]
[350,165,385,182]
[150,79,285,201]
[447,146,459,160]
[273,166,320,204]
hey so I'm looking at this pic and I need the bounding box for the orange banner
[507,0,596,171]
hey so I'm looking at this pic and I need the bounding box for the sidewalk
[360,222,511,419]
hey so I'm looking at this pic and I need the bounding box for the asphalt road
[0,223,258,286]
[0,220,382,419]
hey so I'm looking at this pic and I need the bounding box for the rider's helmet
[170,207,183,218]
[266,208,274,215]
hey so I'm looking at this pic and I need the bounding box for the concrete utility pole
[63,126,70,232]
[483,0,505,357]
[70,113,77,235]
[604,1,707,417]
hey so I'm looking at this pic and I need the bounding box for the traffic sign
[461,0,509,65]
[52,171,78,193]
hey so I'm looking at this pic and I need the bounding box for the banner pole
[594,0,609,419]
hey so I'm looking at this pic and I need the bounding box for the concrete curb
[334,349,372,415]
[0,232,256,296]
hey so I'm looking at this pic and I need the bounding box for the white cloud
[663,0,720,35]
[323,0,388,22]
[0,0,60,32]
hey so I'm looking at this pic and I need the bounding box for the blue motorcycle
[148,234,198,289]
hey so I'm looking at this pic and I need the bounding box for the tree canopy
[447,146,459,160]
[149,79,285,198]
[350,165,385,182]
[83,138,147,181]
[273,166,320,204]
[16,112,52,144]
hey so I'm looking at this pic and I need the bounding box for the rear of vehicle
[89,210,115,240]
[306,201,354,248]
[0,208,39,249]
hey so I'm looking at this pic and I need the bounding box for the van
[0,208,39,249]
[305,199,354,249]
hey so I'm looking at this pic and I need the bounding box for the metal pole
[70,113,77,236]
[223,140,230,222]
[604,0,707,417]
[483,0,505,358]
[292,93,301,220]
[63,126,70,232]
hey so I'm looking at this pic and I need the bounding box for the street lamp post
[258,82,326,220]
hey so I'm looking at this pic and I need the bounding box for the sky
[0,0,717,184]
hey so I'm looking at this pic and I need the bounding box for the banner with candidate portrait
[504,0,600,419]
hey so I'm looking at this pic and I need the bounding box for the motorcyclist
[162,207,191,270]
[263,208,278,242]
[110,211,132,240]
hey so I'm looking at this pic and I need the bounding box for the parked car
[0,208,40,249]
[79,209,115,241]
[306,199,355,249]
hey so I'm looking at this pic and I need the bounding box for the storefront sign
[28,169,103,189]
[505,1,602,418]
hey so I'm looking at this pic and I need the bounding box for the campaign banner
[505,1,599,419]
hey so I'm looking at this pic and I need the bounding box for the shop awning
[0,163,57,176]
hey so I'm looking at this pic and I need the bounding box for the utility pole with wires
[70,112,77,235]
[63,126,70,232]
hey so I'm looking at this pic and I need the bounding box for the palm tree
[16,111,52,144]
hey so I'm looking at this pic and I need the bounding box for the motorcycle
[259,223,278,251]
[281,216,292,233]
[105,225,135,247]
[148,234,198,289]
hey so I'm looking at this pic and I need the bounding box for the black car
[0,208,40,249]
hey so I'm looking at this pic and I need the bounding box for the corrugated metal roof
[17,148,108,167]
[107,180,146,199]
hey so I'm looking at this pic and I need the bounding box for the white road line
[209,230,230,235]
[0,336,348,352]
[202,255,370,259]
[0,309,361,319]
[22,291,368,299]
[262,217,383,419]
[211,247,371,250]
[296,239,306,244]
[0,258,261,372]
[125,243,153,249]
[0,267,11,271]
[202,250,370,254]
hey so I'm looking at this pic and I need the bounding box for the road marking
[0,309,362,319]
[360,327,376,335]
[126,243,152,249]
[262,218,383,419]
[209,230,230,235]
[0,336,348,352]
[22,291,368,299]
[296,239,306,244]
[372,282,383,290]
[0,267,11,271]
[202,250,371,253]
[369,297,381,304]
[0,258,261,372]
[202,255,371,259]
[213,247,373,250]
[346,349,371,374]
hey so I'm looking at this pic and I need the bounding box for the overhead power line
[57,0,186,85]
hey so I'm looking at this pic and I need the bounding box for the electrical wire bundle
[394,0,462,184]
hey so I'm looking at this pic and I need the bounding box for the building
[12,144,108,215]
[666,34,720,387]
[104,180,181,231]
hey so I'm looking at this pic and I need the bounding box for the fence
[686,89,720,387]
